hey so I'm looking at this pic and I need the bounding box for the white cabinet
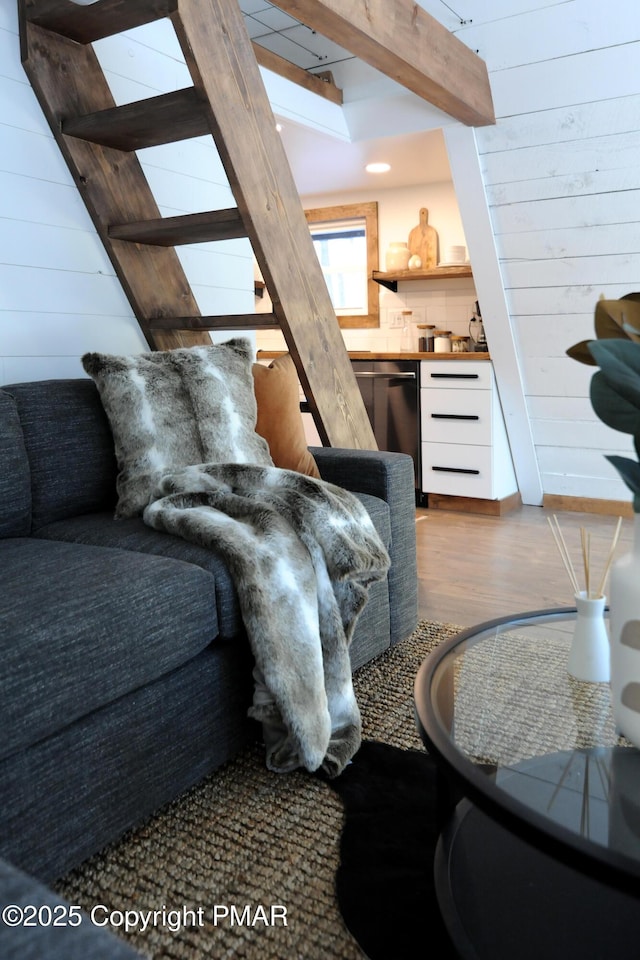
[420,360,517,500]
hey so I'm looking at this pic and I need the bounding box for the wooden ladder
[18,0,376,449]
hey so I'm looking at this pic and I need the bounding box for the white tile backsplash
[255,277,478,355]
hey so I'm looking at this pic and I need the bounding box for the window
[305,202,379,329]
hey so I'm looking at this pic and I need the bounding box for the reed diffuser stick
[580,527,591,598]
[596,516,623,598]
[548,515,623,599]
[547,516,580,593]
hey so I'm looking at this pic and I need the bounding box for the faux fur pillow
[82,339,272,518]
[253,354,320,478]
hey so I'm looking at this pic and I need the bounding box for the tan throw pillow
[83,339,273,518]
[252,354,321,478]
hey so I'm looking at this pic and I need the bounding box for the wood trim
[305,201,379,329]
[543,495,634,519]
[252,43,342,105]
[427,491,522,517]
[267,0,495,127]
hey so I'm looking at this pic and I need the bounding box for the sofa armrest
[0,858,142,959]
[311,448,418,644]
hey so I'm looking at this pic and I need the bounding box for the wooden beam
[24,0,178,44]
[109,209,246,246]
[62,88,208,151]
[149,314,280,331]
[267,0,495,127]
[20,16,211,353]
[252,42,342,105]
[171,0,377,449]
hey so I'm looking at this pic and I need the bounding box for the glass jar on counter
[400,310,414,352]
[433,330,452,353]
[451,335,470,353]
[417,324,435,352]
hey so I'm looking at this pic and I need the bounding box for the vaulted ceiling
[239,0,494,195]
[240,0,354,73]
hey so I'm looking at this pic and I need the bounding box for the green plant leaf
[590,372,640,434]
[588,340,640,410]
[606,455,640,511]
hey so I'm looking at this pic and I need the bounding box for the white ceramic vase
[385,242,411,271]
[609,514,640,745]
[567,591,609,683]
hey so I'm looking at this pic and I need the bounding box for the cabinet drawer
[421,442,494,498]
[421,360,492,390]
[421,388,492,445]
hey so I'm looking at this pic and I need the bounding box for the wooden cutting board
[408,207,438,268]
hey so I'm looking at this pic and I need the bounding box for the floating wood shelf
[372,265,473,292]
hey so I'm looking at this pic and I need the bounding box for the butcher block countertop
[257,351,492,361]
[346,351,491,361]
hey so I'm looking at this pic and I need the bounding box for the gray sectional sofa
[0,377,418,958]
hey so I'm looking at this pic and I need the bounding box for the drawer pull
[355,371,416,380]
[430,413,479,421]
[432,466,480,475]
[429,373,479,380]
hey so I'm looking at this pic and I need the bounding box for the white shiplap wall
[3,0,639,506]
[447,0,639,502]
[0,5,253,386]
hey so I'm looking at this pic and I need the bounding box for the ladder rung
[109,210,246,246]
[25,0,178,44]
[148,314,279,332]
[62,88,208,152]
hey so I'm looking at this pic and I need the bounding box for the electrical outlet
[387,307,426,328]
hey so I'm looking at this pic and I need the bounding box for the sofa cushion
[0,390,31,537]
[35,514,243,639]
[0,539,219,762]
[4,380,117,530]
[82,339,272,518]
[34,491,392,646]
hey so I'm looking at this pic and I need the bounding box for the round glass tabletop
[414,608,640,890]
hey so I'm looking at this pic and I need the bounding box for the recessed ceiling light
[365,162,391,174]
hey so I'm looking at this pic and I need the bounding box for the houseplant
[568,295,640,743]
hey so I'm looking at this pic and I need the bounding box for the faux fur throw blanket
[143,462,390,777]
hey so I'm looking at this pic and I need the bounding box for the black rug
[324,740,458,959]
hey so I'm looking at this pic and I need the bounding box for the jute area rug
[55,620,460,960]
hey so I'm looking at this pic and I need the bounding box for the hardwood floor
[416,503,633,628]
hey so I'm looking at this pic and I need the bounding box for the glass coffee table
[414,608,640,960]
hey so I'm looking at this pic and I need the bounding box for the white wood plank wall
[440,0,639,502]
[0,5,253,386]
[2,0,639,507]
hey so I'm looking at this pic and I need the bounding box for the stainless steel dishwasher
[351,359,421,500]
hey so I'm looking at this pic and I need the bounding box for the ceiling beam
[252,42,343,105]
[267,0,495,127]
